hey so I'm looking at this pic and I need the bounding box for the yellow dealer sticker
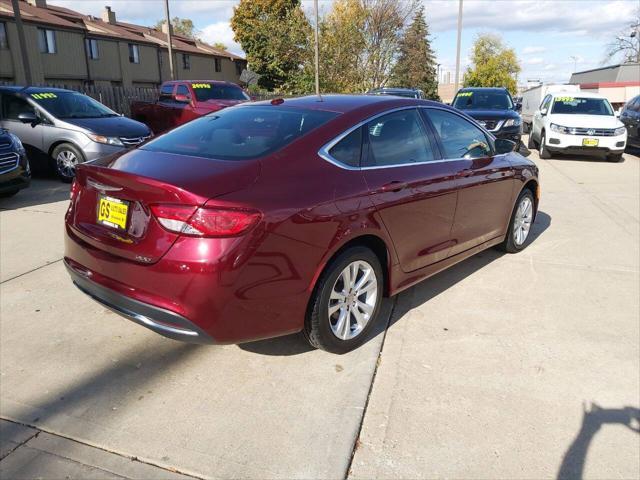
[457,92,473,97]
[31,93,57,99]
[191,83,211,89]
[555,96,576,103]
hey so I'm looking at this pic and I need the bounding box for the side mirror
[18,112,39,125]
[540,108,548,116]
[174,94,191,104]
[495,138,517,154]
[514,102,522,112]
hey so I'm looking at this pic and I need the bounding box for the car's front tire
[527,133,536,149]
[499,189,535,253]
[539,132,552,159]
[304,246,383,354]
[52,143,84,183]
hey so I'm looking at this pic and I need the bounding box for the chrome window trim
[318,105,496,171]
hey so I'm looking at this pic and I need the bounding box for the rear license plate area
[97,195,129,230]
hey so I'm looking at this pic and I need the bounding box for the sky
[47,0,638,85]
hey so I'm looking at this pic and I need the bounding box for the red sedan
[64,95,539,353]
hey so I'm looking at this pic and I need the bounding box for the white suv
[528,92,627,162]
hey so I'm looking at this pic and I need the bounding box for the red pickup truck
[131,80,250,134]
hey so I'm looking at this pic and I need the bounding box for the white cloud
[523,46,546,54]
[201,21,243,55]
[543,64,556,71]
[526,57,544,65]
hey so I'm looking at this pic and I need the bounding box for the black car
[0,128,30,197]
[367,87,424,99]
[452,87,522,146]
[619,95,640,148]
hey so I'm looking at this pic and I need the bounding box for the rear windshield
[551,97,613,116]
[141,105,339,160]
[453,91,513,110]
[28,91,117,119]
[190,83,250,102]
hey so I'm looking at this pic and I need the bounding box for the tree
[390,5,438,100]
[231,0,311,91]
[464,33,521,94]
[154,17,200,39]
[605,8,639,63]
[212,42,228,52]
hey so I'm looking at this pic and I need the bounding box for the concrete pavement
[1,144,639,479]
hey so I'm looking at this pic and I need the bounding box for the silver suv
[0,87,151,182]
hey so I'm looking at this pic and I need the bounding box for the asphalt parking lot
[1,139,639,479]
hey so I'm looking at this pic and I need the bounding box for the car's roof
[0,86,76,94]
[249,94,442,114]
[457,87,509,92]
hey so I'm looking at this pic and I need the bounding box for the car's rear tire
[52,143,84,183]
[539,132,552,159]
[304,246,383,354]
[499,189,535,253]
[527,133,536,149]
[607,153,623,163]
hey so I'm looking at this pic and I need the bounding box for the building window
[128,43,140,63]
[85,38,99,60]
[235,62,243,76]
[38,28,56,54]
[182,54,190,70]
[0,22,8,50]
[214,57,222,73]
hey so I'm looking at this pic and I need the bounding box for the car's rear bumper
[65,258,214,343]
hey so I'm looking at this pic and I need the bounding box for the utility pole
[164,0,175,81]
[454,0,463,92]
[313,0,321,100]
[569,56,578,73]
[11,0,32,85]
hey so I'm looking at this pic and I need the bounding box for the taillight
[150,204,260,237]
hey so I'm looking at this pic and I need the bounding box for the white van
[528,91,627,162]
[521,84,580,132]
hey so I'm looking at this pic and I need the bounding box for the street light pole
[11,0,32,85]
[313,0,321,100]
[570,55,578,73]
[164,0,175,81]
[454,0,463,92]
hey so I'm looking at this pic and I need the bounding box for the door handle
[457,169,474,177]
[380,181,408,193]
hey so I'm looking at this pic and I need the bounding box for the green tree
[464,33,521,94]
[212,42,228,52]
[231,0,311,91]
[154,17,200,39]
[390,5,438,99]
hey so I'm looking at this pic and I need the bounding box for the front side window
[38,28,56,54]
[182,54,190,69]
[551,96,614,116]
[190,82,249,102]
[85,38,99,60]
[453,90,513,110]
[159,84,173,101]
[1,94,35,121]
[176,84,190,98]
[427,109,491,159]
[0,22,8,49]
[142,106,339,161]
[328,128,362,168]
[540,95,552,111]
[364,109,435,167]
[29,91,116,119]
[128,44,140,63]
[214,57,222,73]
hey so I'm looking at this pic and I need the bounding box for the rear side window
[142,106,339,160]
[328,128,362,167]
[159,84,173,101]
[363,109,435,167]
[427,109,491,159]
[176,85,190,97]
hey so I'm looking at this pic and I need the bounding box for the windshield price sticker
[191,83,211,89]
[31,93,57,99]
[555,96,577,103]
[458,92,473,97]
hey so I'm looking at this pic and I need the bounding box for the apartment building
[0,0,247,87]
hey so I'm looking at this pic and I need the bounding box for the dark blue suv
[0,128,31,197]
[452,87,523,147]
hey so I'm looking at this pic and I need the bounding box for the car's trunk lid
[69,149,260,263]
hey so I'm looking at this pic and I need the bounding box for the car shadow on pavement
[0,176,70,211]
[1,342,203,453]
[241,211,551,356]
[557,403,640,480]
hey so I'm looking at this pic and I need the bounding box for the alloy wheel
[513,196,533,246]
[56,150,78,178]
[328,260,378,340]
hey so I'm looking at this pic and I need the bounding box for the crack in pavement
[0,259,63,285]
